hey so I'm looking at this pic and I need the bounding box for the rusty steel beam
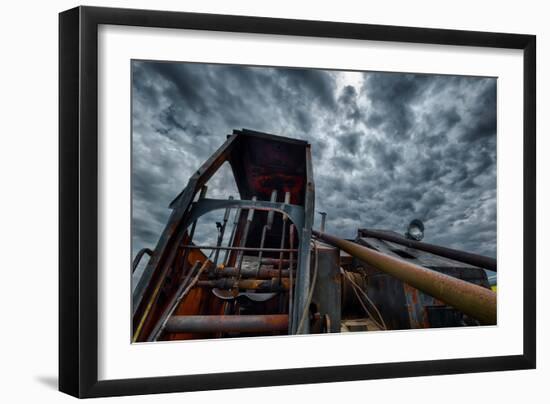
[165,314,289,333]
[313,230,496,325]
[358,228,496,271]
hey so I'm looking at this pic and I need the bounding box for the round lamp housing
[406,219,424,241]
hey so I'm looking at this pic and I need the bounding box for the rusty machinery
[132,129,497,341]
[132,129,315,341]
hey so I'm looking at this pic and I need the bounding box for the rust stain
[249,173,304,204]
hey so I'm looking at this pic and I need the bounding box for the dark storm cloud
[366,137,403,174]
[331,155,360,172]
[460,80,497,142]
[337,131,362,155]
[131,61,497,268]
[364,73,433,138]
[338,85,363,123]
[275,67,337,109]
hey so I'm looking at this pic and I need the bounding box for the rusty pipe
[216,266,294,279]
[198,277,290,291]
[260,258,292,267]
[313,230,496,325]
[165,314,289,333]
[358,228,496,271]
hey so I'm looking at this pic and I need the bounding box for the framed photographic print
[59,6,536,398]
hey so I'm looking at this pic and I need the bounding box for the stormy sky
[131,60,497,266]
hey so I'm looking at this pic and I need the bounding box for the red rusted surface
[229,130,308,207]
[137,245,226,342]
[403,284,431,328]
[249,173,305,205]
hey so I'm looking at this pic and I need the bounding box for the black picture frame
[59,5,536,398]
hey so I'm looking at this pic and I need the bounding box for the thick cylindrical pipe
[313,230,497,325]
[358,228,496,271]
[165,314,289,333]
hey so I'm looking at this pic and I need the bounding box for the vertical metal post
[235,196,257,279]
[318,211,327,232]
[186,186,208,245]
[288,224,295,333]
[223,206,242,266]
[180,185,208,272]
[278,192,291,284]
[256,190,278,275]
[213,196,233,267]
[309,243,341,333]
[294,145,315,334]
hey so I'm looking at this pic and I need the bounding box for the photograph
[130,60,497,342]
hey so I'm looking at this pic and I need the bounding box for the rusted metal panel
[310,242,341,333]
[403,284,430,328]
[227,129,309,255]
[339,250,353,270]
[229,129,308,205]
[364,271,410,330]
